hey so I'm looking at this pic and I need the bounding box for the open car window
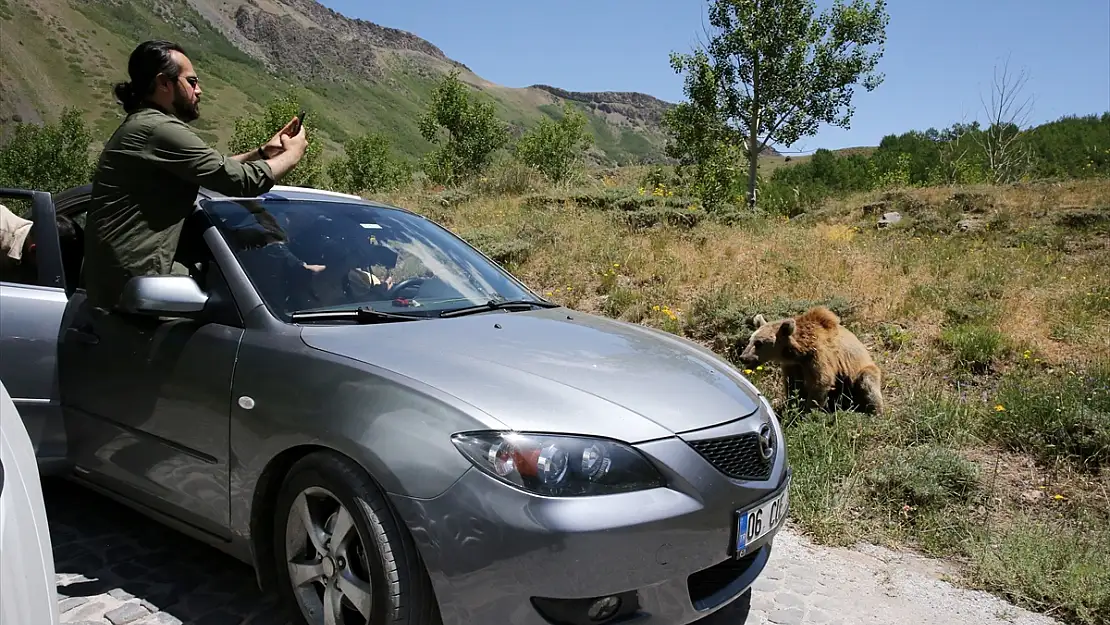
[201,198,543,322]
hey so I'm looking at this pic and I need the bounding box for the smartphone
[291,109,307,135]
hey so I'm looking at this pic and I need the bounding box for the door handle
[65,328,99,345]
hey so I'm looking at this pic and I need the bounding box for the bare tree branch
[973,55,1035,183]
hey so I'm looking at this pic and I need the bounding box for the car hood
[298,308,763,443]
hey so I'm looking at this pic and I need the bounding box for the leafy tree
[513,101,593,183]
[667,0,890,209]
[662,50,746,207]
[228,93,324,188]
[327,132,412,195]
[0,107,94,195]
[418,71,509,185]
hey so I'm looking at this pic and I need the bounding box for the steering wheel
[387,277,426,299]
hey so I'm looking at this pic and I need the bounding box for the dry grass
[374,174,1110,624]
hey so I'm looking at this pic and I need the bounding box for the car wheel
[273,450,440,625]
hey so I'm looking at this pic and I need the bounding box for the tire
[272,450,441,625]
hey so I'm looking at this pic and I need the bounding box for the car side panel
[226,323,484,543]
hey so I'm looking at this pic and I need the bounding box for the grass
[372,172,1110,625]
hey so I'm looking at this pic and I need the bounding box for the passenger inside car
[0,203,84,289]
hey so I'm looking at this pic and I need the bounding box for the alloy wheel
[285,486,374,625]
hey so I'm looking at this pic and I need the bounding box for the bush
[419,71,510,185]
[327,132,411,195]
[0,107,93,194]
[514,102,592,183]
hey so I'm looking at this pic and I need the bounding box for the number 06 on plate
[734,485,789,558]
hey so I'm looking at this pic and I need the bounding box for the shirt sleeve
[146,119,276,197]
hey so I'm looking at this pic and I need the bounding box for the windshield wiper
[438,299,560,319]
[290,307,425,324]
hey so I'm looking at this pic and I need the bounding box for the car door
[58,206,244,540]
[0,188,72,475]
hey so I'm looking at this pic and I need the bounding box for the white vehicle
[0,379,60,625]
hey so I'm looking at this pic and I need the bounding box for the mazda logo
[758,423,775,461]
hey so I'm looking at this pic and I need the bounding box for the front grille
[686,432,773,481]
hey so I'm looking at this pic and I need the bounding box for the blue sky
[320,0,1109,153]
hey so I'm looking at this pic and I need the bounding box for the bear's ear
[752,314,767,328]
[777,318,796,337]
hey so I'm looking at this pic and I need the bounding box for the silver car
[0,182,790,625]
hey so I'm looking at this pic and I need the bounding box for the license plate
[734,486,789,557]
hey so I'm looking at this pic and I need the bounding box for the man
[84,40,309,309]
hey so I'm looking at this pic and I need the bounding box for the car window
[201,198,542,322]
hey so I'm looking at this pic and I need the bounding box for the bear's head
[737,313,797,368]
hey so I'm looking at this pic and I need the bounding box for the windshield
[201,198,543,322]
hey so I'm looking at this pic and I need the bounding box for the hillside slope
[0,0,675,164]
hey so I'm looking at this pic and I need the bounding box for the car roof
[52,184,423,219]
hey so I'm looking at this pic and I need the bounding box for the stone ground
[46,477,1061,625]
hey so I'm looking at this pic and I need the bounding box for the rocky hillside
[0,0,675,164]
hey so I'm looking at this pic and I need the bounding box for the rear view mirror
[118,275,209,316]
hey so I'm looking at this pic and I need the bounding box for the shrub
[327,132,412,195]
[419,71,510,185]
[513,102,593,183]
[0,107,93,194]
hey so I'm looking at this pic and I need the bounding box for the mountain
[0,0,677,165]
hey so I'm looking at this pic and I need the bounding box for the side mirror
[118,275,209,316]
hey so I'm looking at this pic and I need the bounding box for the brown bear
[737,306,884,415]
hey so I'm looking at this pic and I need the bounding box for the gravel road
[46,478,1060,625]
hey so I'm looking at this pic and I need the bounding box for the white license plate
[734,487,789,557]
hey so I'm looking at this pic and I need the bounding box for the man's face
[167,51,202,122]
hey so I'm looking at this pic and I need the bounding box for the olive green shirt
[84,107,276,308]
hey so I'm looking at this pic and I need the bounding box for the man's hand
[259,116,300,159]
[279,123,309,160]
[264,121,309,181]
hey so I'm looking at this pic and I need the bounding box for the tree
[662,50,747,207]
[327,132,412,195]
[0,108,94,195]
[228,93,325,188]
[974,58,1035,184]
[418,71,510,185]
[667,0,889,209]
[513,102,593,183]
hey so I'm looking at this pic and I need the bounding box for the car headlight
[451,431,666,497]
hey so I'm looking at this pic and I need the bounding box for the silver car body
[0,183,790,624]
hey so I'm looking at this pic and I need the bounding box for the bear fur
[738,306,884,415]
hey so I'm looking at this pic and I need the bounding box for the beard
[172,88,199,123]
